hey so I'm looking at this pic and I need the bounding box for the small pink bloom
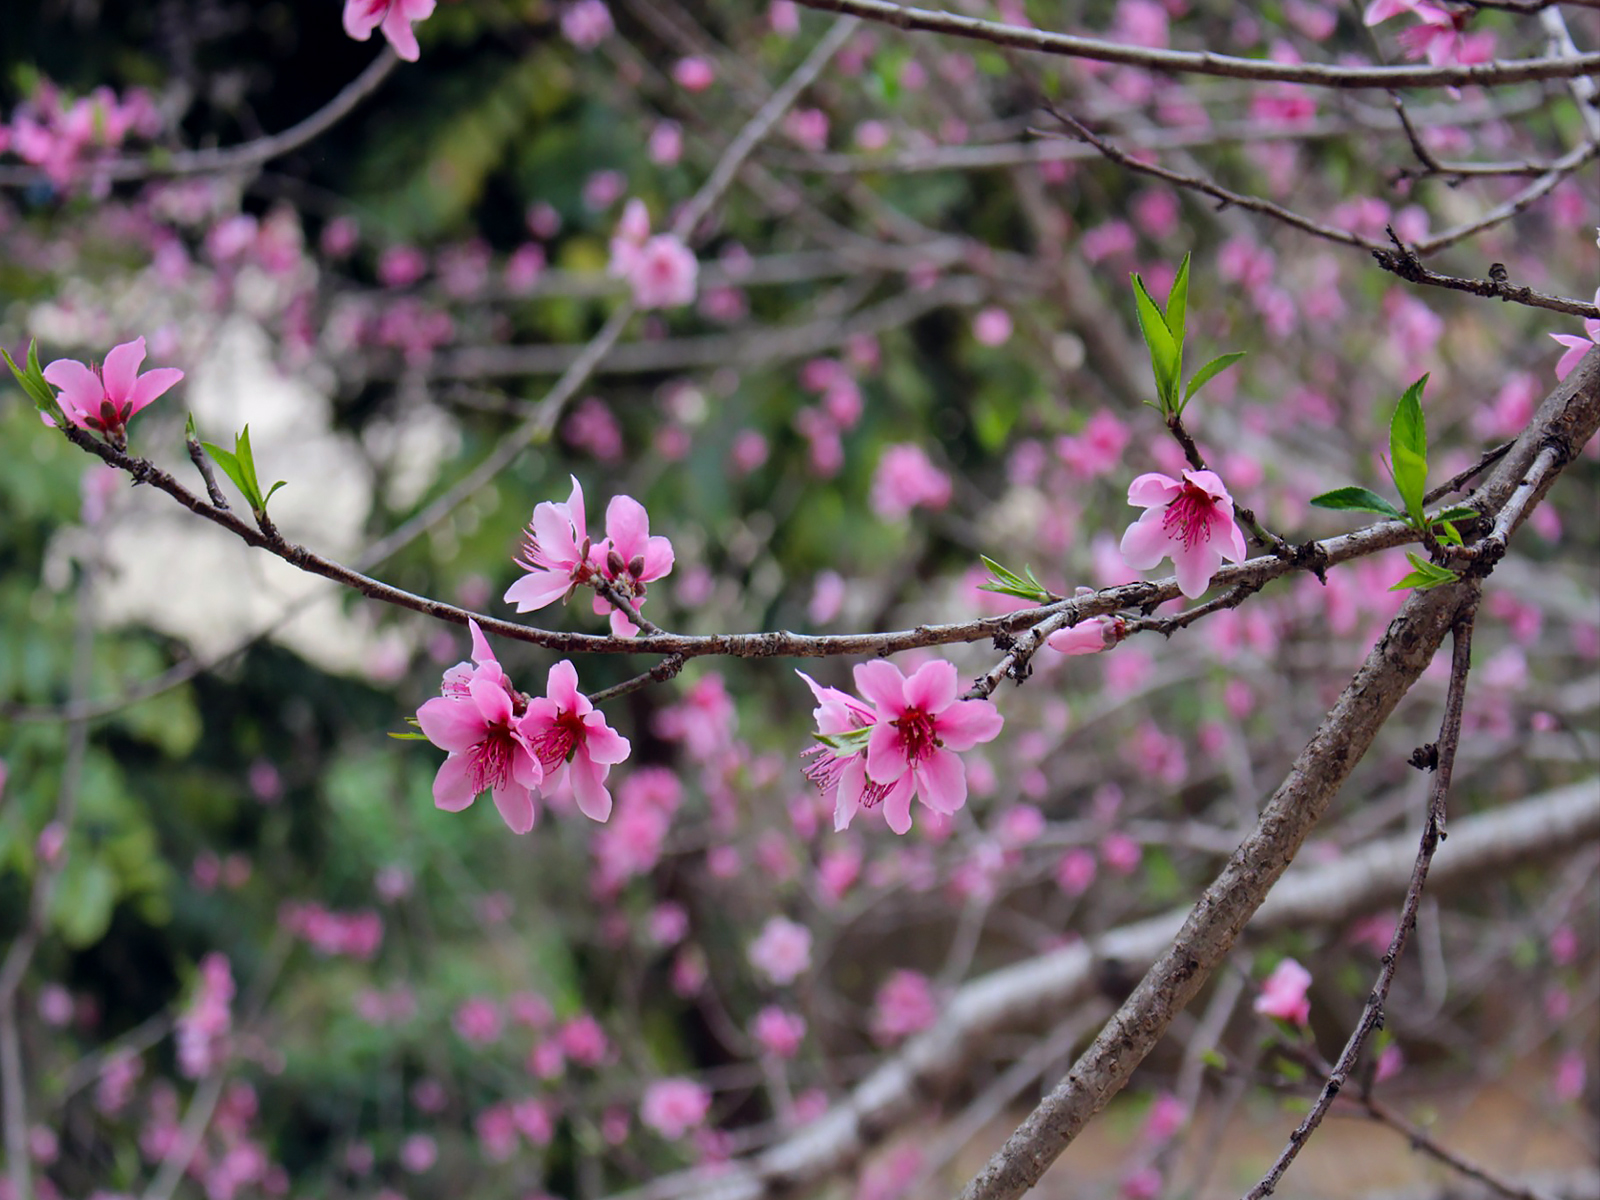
[852,660,1004,835]
[343,0,437,62]
[453,997,503,1045]
[1120,469,1249,599]
[972,306,1013,346]
[1099,831,1142,874]
[1047,615,1125,656]
[42,337,183,442]
[1254,957,1312,1026]
[630,235,698,309]
[416,620,544,833]
[520,660,631,821]
[1141,1092,1187,1143]
[399,1133,437,1173]
[593,493,674,636]
[1055,848,1097,896]
[560,1014,610,1066]
[870,443,952,520]
[1374,1043,1404,1082]
[870,969,938,1044]
[560,0,613,50]
[1553,1049,1587,1103]
[751,1006,807,1058]
[505,476,601,613]
[748,916,812,985]
[640,1078,711,1139]
[671,57,716,92]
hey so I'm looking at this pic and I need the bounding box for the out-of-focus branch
[600,778,1600,1200]
[0,50,399,188]
[790,0,1600,87]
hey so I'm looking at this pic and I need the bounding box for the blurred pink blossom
[640,1078,711,1139]
[870,444,952,520]
[1254,957,1312,1026]
[871,970,938,1044]
[560,0,613,49]
[672,57,716,92]
[749,917,812,985]
[752,1006,807,1058]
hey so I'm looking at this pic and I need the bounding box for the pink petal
[1222,516,1249,565]
[432,753,479,811]
[902,660,957,714]
[343,0,387,40]
[853,659,907,713]
[579,714,631,764]
[865,723,909,786]
[935,698,1004,751]
[608,608,639,638]
[511,741,543,790]
[379,3,424,59]
[834,757,866,831]
[913,747,968,814]
[467,619,496,666]
[1119,510,1174,570]
[492,783,537,834]
[545,659,582,711]
[123,367,183,417]
[605,494,649,561]
[568,754,614,822]
[99,337,147,404]
[1550,333,1591,382]
[41,358,104,419]
[469,675,513,726]
[638,535,675,581]
[417,696,487,752]
[1127,472,1180,508]
[1184,469,1232,505]
[881,775,916,835]
[504,569,571,612]
[1171,542,1222,600]
[564,475,588,546]
[531,501,581,567]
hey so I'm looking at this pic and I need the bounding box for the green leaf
[1431,506,1478,523]
[3,341,65,424]
[977,556,1057,604]
[200,425,283,515]
[1435,520,1462,546]
[814,727,872,756]
[1130,271,1178,412]
[1389,376,1429,524]
[1309,486,1404,520]
[1389,550,1458,592]
[1182,351,1246,409]
[388,731,433,741]
[1164,252,1190,345]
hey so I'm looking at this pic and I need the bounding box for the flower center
[529,711,585,770]
[892,708,939,764]
[1161,479,1215,551]
[469,725,518,794]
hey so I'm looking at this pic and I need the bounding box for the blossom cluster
[1,80,160,190]
[416,620,630,830]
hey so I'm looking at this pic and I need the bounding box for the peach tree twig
[1244,590,1480,1199]
[789,0,1600,88]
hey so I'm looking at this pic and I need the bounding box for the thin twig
[1243,592,1479,1199]
[789,0,1600,88]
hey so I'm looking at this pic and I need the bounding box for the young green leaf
[1435,520,1463,547]
[1309,486,1404,520]
[815,727,872,756]
[978,555,1057,604]
[387,731,433,741]
[1130,271,1178,412]
[1182,351,1246,410]
[1431,506,1478,524]
[3,341,65,423]
[1389,376,1429,524]
[1164,252,1190,346]
[200,438,254,508]
[1389,550,1458,592]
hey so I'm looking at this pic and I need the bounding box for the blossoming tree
[0,2,1596,1200]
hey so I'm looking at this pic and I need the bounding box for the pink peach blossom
[1120,469,1249,599]
[42,337,183,442]
[343,0,437,62]
[751,1006,807,1058]
[870,443,952,520]
[843,660,1004,834]
[748,916,812,985]
[416,620,544,833]
[1550,289,1599,381]
[520,660,630,822]
[640,1078,711,1138]
[630,234,699,309]
[1047,615,1126,656]
[592,493,675,636]
[870,969,938,1044]
[560,0,613,49]
[505,476,602,613]
[1254,957,1312,1026]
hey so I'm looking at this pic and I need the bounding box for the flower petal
[902,660,957,714]
[123,367,183,417]
[865,722,908,786]
[99,338,147,406]
[913,747,968,814]
[41,358,103,421]
[881,774,915,835]
[469,675,513,726]
[1127,472,1181,508]
[432,753,479,811]
[1171,543,1221,600]
[417,695,486,752]
[565,475,588,546]
[492,782,537,834]
[935,698,1004,751]
[504,569,571,613]
[568,753,614,822]
[605,494,649,561]
[638,535,675,580]
[545,660,582,711]
[1119,510,1173,570]
[853,659,907,713]
[579,714,631,765]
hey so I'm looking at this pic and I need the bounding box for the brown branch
[953,349,1600,1200]
[1373,228,1600,319]
[0,50,399,188]
[789,0,1600,88]
[1245,594,1479,1198]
